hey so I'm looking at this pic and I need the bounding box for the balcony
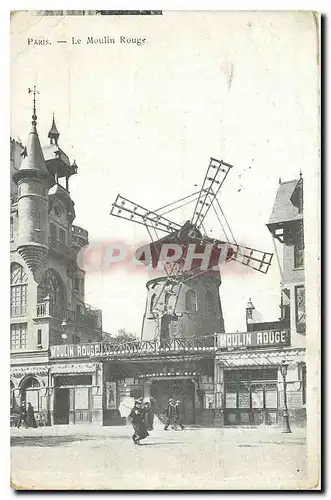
[36,299,102,331]
[71,225,89,248]
[48,237,77,260]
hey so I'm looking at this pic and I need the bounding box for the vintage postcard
[10,10,320,490]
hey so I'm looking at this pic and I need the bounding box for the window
[281,288,291,321]
[11,323,27,350]
[10,217,14,241]
[302,364,307,404]
[37,269,66,317]
[50,223,57,240]
[10,264,28,317]
[35,210,41,230]
[206,290,215,313]
[185,289,197,312]
[37,329,42,346]
[295,285,306,334]
[59,228,66,243]
[294,223,304,268]
[10,381,15,409]
[54,204,63,217]
[76,304,81,313]
[74,278,80,292]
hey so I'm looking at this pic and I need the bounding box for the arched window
[10,263,28,317]
[37,269,66,317]
[206,290,215,313]
[21,377,40,390]
[185,289,197,312]
[20,376,40,409]
[150,294,156,313]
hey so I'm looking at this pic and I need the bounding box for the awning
[220,357,274,368]
[217,348,306,368]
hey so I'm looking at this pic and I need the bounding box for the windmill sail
[230,244,273,274]
[110,194,181,234]
[191,158,233,228]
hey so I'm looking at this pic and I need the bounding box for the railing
[49,335,217,359]
[36,300,102,331]
[66,308,101,330]
[71,225,88,247]
[48,237,76,260]
[99,335,217,357]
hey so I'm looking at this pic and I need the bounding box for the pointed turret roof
[18,122,49,175]
[48,113,60,144]
[16,87,48,177]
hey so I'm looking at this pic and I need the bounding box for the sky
[10,11,318,336]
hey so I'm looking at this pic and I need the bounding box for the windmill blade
[110,194,181,234]
[191,158,233,228]
[230,244,273,274]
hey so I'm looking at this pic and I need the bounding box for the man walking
[163,398,176,430]
[174,400,185,430]
[16,404,27,429]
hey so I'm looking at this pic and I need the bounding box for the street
[10,420,311,490]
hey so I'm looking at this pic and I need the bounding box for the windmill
[110,157,273,342]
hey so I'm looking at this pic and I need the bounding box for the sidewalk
[11,421,307,443]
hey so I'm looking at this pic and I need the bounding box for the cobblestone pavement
[11,422,311,490]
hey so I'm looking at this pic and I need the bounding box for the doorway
[54,388,70,425]
[151,379,196,424]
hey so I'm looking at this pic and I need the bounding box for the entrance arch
[20,376,40,409]
[151,378,196,424]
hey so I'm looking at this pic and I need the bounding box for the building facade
[10,106,103,425]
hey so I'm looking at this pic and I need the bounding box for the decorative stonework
[11,366,48,378]
[50,363,97,374]
[17,244,48,275]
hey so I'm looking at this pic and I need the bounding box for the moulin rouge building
[10,97,306,427]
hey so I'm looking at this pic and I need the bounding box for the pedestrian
[163,398,176,430]
[129,398,149,445]
[26,402,38,428]
[174,400,185,430]
[143,401,153,431]
[149,396,157,430]
[16,404,27,429]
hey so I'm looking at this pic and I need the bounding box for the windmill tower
[110,158,273,342]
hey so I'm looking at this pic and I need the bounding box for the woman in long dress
[129,398,149,445]
[26,402,38,428]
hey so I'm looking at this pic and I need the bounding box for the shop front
[49,362,103,425]
[223,368,279,425]
[214,345,306,427]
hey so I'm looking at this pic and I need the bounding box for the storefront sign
[216,330,290,349]
[50,343,102,359]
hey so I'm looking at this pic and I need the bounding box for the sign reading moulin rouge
[50,343,102,359]
[216,330,290,349]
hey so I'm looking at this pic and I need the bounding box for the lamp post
[280,360,292,433]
